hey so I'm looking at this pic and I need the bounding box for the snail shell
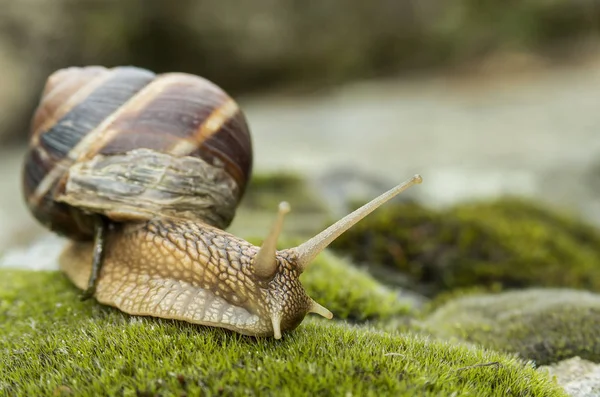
[22,65,423,338]
[23,66,252,240]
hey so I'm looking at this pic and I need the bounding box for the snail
[22,65,423,339]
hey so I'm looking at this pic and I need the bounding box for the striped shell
[22,66,253,240]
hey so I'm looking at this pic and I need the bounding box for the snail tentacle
[253,201,290,279]
[292,174,423,272]
[309,299,333,319]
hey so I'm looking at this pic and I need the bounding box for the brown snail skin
[22,65,423,339]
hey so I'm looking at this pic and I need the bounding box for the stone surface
[539,357,600,397]
[0,233,64,271]
[420,289,600,365]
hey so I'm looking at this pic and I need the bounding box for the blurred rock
[0,148,47,252]
[312,166,413,218]
[539,357,600,397]
[420,288,600,365]
[0,233,64,271]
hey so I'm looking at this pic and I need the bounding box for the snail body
[60,218,312,336]
[23,65,422,338]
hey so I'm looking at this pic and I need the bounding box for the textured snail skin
[59,218,312,337]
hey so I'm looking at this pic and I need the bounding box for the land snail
[22,65,422,339]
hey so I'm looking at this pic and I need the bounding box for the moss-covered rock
[330,198,600,295]
[0,269,567,396]
[299,250,419,323]
[419,288,600,366]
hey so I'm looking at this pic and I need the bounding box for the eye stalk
[252,201,290,279]
[292,174,423,271]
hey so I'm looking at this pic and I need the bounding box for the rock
[312,166,414,218]
[329,198,600,296]
[0,149,48,252]
[0,233,65,271]
[539,357,600,397]
[0,269,567,396]
[420,289,600,365]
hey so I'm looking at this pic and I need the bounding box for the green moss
[420,288,600,366]
[0,270,566,396]
[300,250,417,322]
[330,197,600,295]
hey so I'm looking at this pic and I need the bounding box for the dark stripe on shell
[22,146,51,201]
[99,77,229,154]
[37,68,156,162]
[30,66,109,139]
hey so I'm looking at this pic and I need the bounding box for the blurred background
[1,0,600,254]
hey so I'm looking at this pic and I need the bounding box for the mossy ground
[5,172,599,395]
[0,269,567,397]
[299,250,416,322]
[419,288,600,366]
[330,197,600,296]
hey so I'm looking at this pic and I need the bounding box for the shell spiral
[22,66,253,240]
